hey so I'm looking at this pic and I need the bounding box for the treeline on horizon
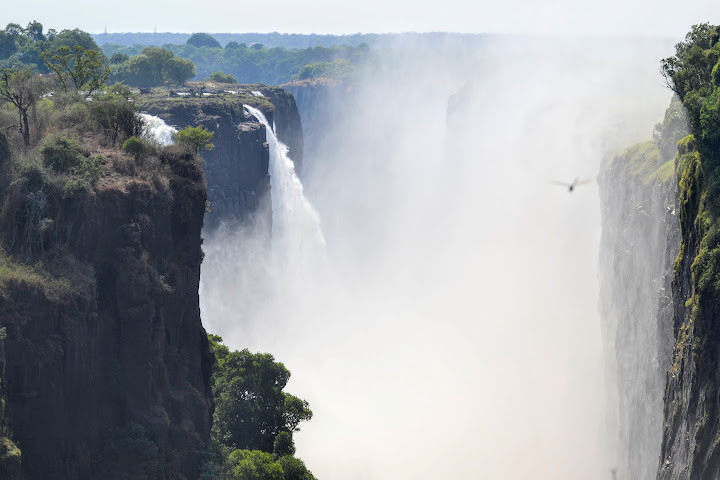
[102,33,368,85]
[93,31,487,49]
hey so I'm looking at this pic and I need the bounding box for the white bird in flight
[551,177,593,192]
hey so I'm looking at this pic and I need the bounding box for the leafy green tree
[0,32,17,60]
[90,88,144,146]
[209,71,238,83]
[114,47,196,87]
[276,456,316,480]
[661,23,720,157]
[174,125,215,154]
[122,136,145,156]
[187,33,222,49]
[24,21,45,42]
[50,28,99,52]
[0,68,48,146]
[272,432,295,458]
[109,52,128,64]
[4,24,22,39]
[41,135,87,172]
[41,45,110,96]
[208,335,313,452]
[164,56,196,85]
[226,450,283,480]
[117,54,157,87]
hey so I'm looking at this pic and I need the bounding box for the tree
[90,87,144,146]
[50,28,99,52]
[276,456,316,480]
[660,23,720,156]
[272,432,295,458]
[0,68,48,146]
[209,71,237,84]
[164,56,196,85]
[114,48,197,87]
[0,31,17,60]
[226,450,283,480]
[187,33,221,49]
[41,45,110,96]
[4,24,22,39]
[208,335,313,452]
[109,52,129,65]
[24,21,45,42]
[174,125,215,154]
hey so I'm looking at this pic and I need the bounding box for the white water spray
[139,113,178,146]
[244,105,326,270]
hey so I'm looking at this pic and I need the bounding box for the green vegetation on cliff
[655,23,720,478]
[201,335,316,480]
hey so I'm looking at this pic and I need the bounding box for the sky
[6,0,720,37]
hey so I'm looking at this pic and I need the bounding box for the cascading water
[244,105,326,270]
[139,113,178,146]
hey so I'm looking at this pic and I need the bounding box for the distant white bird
[551,177,593,192]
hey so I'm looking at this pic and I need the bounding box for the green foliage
[0,67,48,146]
[296,59,355,80]
[272,432,295,458]
[276,456,316,480]
[188,33,222,49]
[109,52,128,64]
[122,136,145,156]
[89,87,143,145]
[102,42,369,85]
[41,135,86,172]
[113,47,196,87]
[174,125,215,154]
[661,23,720,159]
[226,450,283,480]
[163,56,197,85]
[209,71,238,84]
[50,28,99,52]
[654,95,691,160]
[0,250,73,301]
[208,335,313,453]
[41,45,110,96]
[0,32,16,60]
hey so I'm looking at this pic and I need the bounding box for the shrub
[209,71,238,84]
[123,136,145,156]
[174,125,214,154]
[41,136,86,172]
[90,91,144,146]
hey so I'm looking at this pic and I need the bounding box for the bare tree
[0,68,48,147]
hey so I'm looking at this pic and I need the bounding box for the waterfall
[139,113,178,146]
[244,105,326,269]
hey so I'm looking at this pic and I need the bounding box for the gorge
[2,22,720,480]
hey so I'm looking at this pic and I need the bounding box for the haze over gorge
[2,17,720,480]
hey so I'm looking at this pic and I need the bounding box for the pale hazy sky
[9,0,720,37]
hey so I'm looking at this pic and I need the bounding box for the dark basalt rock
[141,86,303,230]
[0,151,212,480]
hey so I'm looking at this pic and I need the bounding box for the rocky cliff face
[657,134,720,480]
[282,78,348,170]
[0,148,212,479]
[141,86,303,230]
[598,141,678,480]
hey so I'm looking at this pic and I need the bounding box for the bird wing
[550,180,571,186]
[575,179,593,186]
